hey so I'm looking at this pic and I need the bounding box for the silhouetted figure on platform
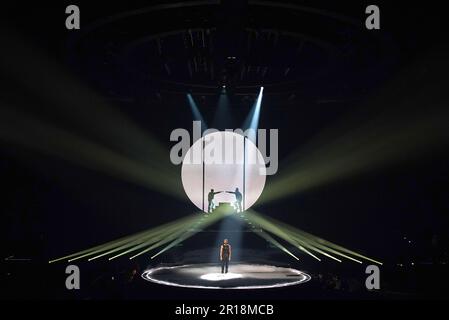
[226,188,243,212]
[208,189,223,213]
[220,239,232,273]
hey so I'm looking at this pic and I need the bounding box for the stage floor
[141,263,311,289]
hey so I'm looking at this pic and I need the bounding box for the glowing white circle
[181,131,266,212]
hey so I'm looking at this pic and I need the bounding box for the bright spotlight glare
[200,273,243,281]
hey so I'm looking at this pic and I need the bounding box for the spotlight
[200,273,243,281]
[242,85,264,138]
[187,93,207,130]
[222,85,226,89]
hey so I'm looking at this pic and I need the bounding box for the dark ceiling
[64,1,398,104]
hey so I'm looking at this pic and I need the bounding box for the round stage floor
[141,263,311,289]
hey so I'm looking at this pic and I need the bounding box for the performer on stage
[226,187,243,212]
[220,239,232,274]
[208,189,223,213]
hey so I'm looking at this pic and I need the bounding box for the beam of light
[268,222,362,264]
[255,220,341,263]
[261,216,326,262]
[0,30,172,169]
[247,214,347,263]
[208,85,255,255]
[130,218,208,259]
[0,106,184,199]
[52,220,191,263]
[149,230,195,259]
[249,210,379,264]
[88,220,196,261]
[49,214,199,263]
[289,234,348,263]
[0,31,182,197]
[251,221,341,262]
[48,229,151,264]
[290,245,321,261]
[187,94,207,133]
[131,212,227,260]
[282,239,322,262]
[259,49,449,205]
[286,236,342,263]
[285,232,363,264]
[243,87,264,142]
[251,227,299,260]
[300,233,380,265]
[210,214,244,262]
[50,210,230,263]
[246,210,382,265]
[211,87,233,130]
[150,210,229,259]
[127,225,194,260]
[67,218,195,262]
[242,212,322,261]
[91,220,193,261]
[259,213,383,265]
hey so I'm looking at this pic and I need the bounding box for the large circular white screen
[181,131,266,212]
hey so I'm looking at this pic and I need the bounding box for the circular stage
[141,263,311,289]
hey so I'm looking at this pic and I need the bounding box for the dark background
[1,0,448,299]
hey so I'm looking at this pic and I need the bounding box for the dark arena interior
[1,0,449,309]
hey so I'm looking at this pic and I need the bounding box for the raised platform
[141,263,311,289]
